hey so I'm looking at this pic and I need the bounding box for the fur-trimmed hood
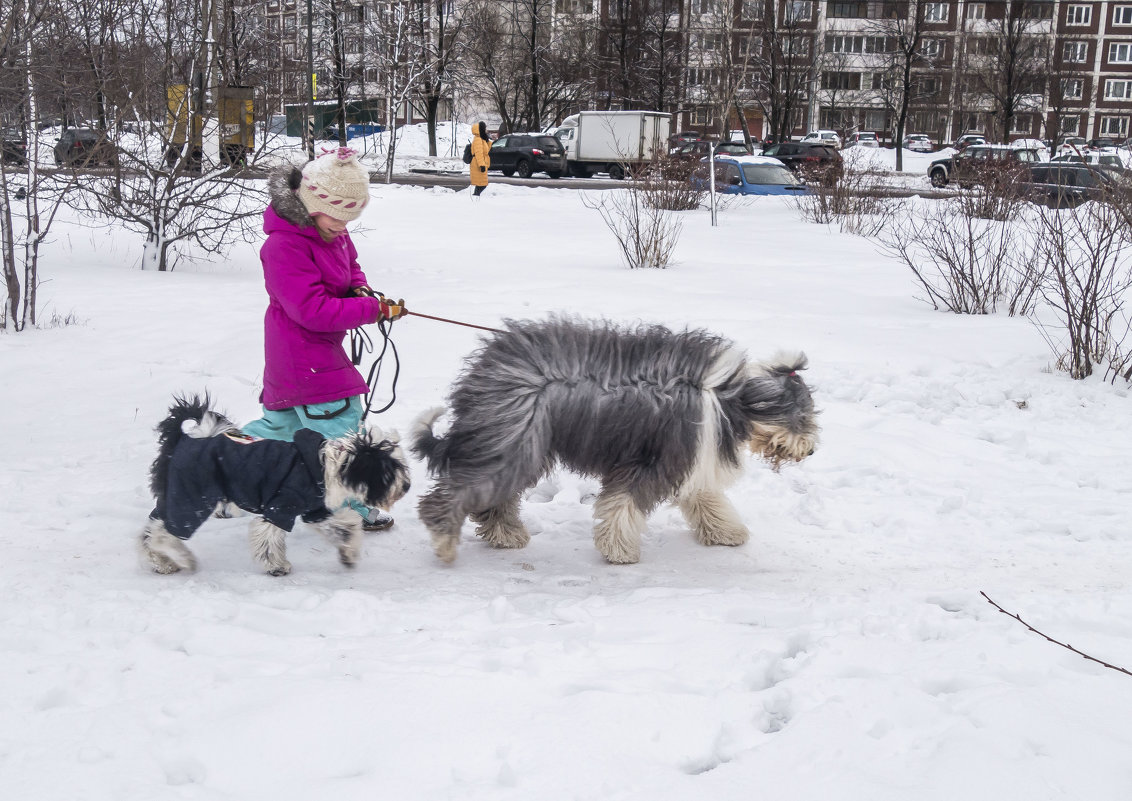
[268,166,316,229]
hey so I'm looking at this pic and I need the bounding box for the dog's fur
[411,318,819,564]
[140,394,410,575]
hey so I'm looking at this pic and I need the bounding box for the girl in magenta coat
[242,148,401,529]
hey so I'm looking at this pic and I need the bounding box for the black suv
[53,128,119,167]
[1018,163,1130,208]
[2,127,27,165]
[488,133,567,179]
[760,141,843,181]
[927,144,1040,188]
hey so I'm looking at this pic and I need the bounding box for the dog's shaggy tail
[410,407,448,472]
[149,393,236,499]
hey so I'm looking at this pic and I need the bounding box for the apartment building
[243,0,1132,144]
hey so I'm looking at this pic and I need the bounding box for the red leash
[403,310,505,334]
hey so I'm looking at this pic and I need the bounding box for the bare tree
[1,0,75,331]
[363,0,432,181]
[866,0,931,171]
[968,0,1049,143]
[412,0,467,156]
[749,0,816,143]
[461,0,590,133]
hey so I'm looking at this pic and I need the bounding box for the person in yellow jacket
[469,121,492,196]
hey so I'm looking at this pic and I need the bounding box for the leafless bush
[1028,200,1132,381]
[582,188,682,269]
[794,165,904,236]
[878,196,1041,315]
[951,166,1027,222]
[638,156,704,212]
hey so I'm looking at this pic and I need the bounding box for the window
[785,1,813,23]
[828,2,868,18]
[742,0,764,19]
[826,35,864,53]
[557,0,593,12]
[913,76,942,97]
[864,110,887,130]
[364,67,378,83]
[692,107,711,125]
[966,2,985,19]
[782,36,811,56]
[1101,116,1129,135]
[924,2,948,22]
[1066,4,1092,25]
[969,36,998,55]
[1063,41,1088,62]
[1116,5,1132,25]
[1106,79,1132,99]
[284,14,296,33]
[1110,42,1132,63]
[1010,113,1032,134]
[1062,78,1084,99]
[865,35,895,53]
[821,71,862,90]
[1059,115,1080,134]
[921,38,945,58]
[1024,2,1053,18]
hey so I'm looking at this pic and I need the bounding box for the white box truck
[553,110,672,179]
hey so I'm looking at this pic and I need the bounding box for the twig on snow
[981,591,1132,678]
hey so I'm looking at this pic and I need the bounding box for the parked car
[2,127,27,165]
[690,155,809,196]
[671,140,752,160]
[801,129,843,149]
[667,131,701,153]
[487,132,567,178]
[845,131,880,148]
[760,141,844,181]
[1051,152,1127,170]
[1087,137,1120,153]
[927,144,1042,188]
[53,128,119,167]
[1055,136,1088,157]
[952,133,987,151]
[902,133,934,152]
[1017,162,1131,209]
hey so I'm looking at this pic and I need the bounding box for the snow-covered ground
[2,149,1132,800]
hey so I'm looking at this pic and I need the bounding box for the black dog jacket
[153,428,333,539]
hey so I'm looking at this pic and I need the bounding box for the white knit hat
[297,148,370,221]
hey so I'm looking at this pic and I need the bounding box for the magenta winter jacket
[258,197,384,410]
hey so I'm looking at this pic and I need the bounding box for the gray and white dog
[412,318,819,564]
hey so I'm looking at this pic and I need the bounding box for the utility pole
[306,0,316,161]
[199,0,221,170]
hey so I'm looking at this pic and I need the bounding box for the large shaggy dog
[412,318,819,564]
[140,395,410,575]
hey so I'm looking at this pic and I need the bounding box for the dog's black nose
[808,448,815,456]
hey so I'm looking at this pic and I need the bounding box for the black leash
[350,318,400,421]
[349,309,502,421]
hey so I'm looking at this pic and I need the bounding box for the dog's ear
[342,432,406,507]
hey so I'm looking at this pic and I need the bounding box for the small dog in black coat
[140,394,410,575]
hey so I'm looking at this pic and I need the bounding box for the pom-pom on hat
[297,147,370,222]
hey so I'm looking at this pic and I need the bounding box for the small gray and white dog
[141,395,410,575]
[412,318,819,564]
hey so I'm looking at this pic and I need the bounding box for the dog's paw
[433,534,459,564]
[266,561,292,576]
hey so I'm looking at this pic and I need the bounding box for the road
[10,164,948,199]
